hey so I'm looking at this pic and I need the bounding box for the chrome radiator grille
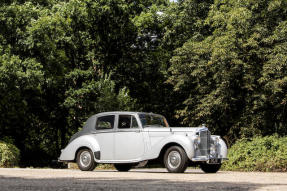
[198,130,211,156]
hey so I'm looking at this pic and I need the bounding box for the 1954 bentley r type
[59,111,228,173]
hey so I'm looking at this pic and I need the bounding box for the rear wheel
[200,163,221,173]
[76,149,96,171]
[164,146,189,173]
[114,164,133,172]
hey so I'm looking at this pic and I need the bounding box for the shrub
[222,136,287,172]
[0,141,20,167]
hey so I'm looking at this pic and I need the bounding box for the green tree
[0,0,138,166]
[168,0,287,144]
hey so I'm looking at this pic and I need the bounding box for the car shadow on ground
[94,170,205,174]
[0,176,286,191]
[94,169,208,174]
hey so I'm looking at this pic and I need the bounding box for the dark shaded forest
[1,0,287,166]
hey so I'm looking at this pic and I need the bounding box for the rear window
[96,115,115,130]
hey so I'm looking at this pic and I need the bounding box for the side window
[131,116,139,128]
[96,115,115,130]
[118,115,139,129]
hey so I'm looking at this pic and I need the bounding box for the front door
[114,115,145,160]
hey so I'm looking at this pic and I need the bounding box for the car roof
[94,111,163,116]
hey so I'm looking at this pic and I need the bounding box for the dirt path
[0,168,286,190]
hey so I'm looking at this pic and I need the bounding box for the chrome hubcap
[80,151,91,167]
[167,151,181,169]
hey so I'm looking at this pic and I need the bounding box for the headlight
[196,135,200,143]
[194,136,200,149]
[215,137,220,145]
[210,144,216,156]
[212,136,220,145]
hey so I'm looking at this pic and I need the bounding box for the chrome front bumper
[192,156,228,163]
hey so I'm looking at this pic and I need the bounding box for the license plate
[208,158,220,164]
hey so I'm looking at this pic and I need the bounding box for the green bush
[0,141,20,167]
[222,136,287,172]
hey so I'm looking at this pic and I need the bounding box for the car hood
[144,127,207,132]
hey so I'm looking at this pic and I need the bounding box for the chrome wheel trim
[167,150,181,169]
[79,151,92,168]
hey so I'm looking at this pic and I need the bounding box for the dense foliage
[168,0,287,144]
[223,136,287,172]
[0,0,287,166]
[0,141,20,167]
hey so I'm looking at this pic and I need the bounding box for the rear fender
[59,135,100,161]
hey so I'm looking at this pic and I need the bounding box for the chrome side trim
[90,129,142,134]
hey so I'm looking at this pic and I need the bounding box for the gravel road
[0,168,286,191]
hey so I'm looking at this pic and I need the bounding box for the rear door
[94,115,115,160]
[114,115,145,160]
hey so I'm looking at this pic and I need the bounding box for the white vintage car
[59,111,227,173]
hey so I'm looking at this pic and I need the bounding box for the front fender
[59,135,100,161]
[147,135,195,160]
[218,138,228,158]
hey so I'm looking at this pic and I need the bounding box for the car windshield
[139,114,169,127]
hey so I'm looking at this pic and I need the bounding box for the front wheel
[200,163,221,173]
[76,149,97,171]
[114,164,133,172]
[164,146,189,173]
